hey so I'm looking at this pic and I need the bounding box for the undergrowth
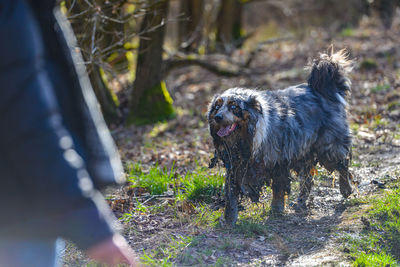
[127,162,224,202]
[181,168,225,203]
[140,235,193,267]
[234,200,272,237]
[345,180,400,266]
[127,163,174,195]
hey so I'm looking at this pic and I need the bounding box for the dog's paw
[340,185,353,199]
[208,156,218,168]
[271,193,286,215]
[339,173,353,198]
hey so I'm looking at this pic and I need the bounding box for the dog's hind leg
[319,151,354,198]
[270,168,291,213]
[337,154,353,198]
[297,167,314,210]
[271,189,288,213]
[339,169,353,198]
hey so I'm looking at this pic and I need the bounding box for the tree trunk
[374,0,397,29]
[216,0,243,52]
[178,0,204,51]
[127,0,174,125]
[88,65,120,122]
[65,0,120,123]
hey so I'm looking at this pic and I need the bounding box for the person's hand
[86,234,139,267]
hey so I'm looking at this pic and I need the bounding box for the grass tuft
[344,181,400,266]
[193,204,222,227]
[182,168,224,203]
[370,83,390,93]
[353,251,397,267]
[340,27,355,37]
[127,163,175,195]
[127,163,224,202]
[234,219,269,237]
[140,235,193,266]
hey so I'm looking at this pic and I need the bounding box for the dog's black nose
[214,114,223,122]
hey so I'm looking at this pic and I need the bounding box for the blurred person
[0,0,138,266]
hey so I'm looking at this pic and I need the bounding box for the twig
[141,195,156,205]
[90,14,97,62]
[130,194,175,201]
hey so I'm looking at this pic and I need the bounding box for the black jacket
[0,0,125,250]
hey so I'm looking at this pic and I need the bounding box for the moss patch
[360,58,378,71]
[127,81,175,126]
[99,67,119,106]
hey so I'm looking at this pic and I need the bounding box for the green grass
[350,123,360,134]
[344,181,400,266]
[351,161,361,168]
[127,163,175,195]
[140,235,194,266]
[340,27,355,37]
[353,251,397,267]
[181,168,224,203]
[127,163,224,202]
[233,201,271,237]
[360,58,378,71]
[193,203,223,227]
[344,196,369,207]
[234,219,269,237]
[370,83,390,93]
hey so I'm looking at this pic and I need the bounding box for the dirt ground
[63,15,400,267]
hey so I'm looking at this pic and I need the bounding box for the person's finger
[87,234,139,267]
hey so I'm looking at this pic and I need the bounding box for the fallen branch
[164,57,249,77]
[164,35,293,77]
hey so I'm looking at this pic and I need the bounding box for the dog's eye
[230,105,237,110]
[215,104,220,110]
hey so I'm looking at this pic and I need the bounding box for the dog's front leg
[296,163,315,210]
[319,153,354,198]
[297,171,313,210]
[224,171,239,226]
[337,158,353,198]
[271,189,287,213]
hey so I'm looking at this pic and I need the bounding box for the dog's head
[207,88,263,145]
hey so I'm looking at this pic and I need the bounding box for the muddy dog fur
[207,49,354,226]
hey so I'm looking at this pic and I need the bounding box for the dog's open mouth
[217,123,237,137]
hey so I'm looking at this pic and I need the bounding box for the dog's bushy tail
[307,49,353,103]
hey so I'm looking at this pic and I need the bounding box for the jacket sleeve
[0,0,118,250]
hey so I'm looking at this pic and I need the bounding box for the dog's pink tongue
[217,126,230,137]
[217,123,236,137]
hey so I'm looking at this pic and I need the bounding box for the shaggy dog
[207,50,354,226]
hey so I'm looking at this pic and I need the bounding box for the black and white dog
[208,50,354,225]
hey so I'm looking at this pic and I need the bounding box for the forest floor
[64,16,400,266]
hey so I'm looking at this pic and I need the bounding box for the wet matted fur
[207,49,354,226]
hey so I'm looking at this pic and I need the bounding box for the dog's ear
[207,94,220,119]
[209,94,221,109]
[245,95,262,114]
